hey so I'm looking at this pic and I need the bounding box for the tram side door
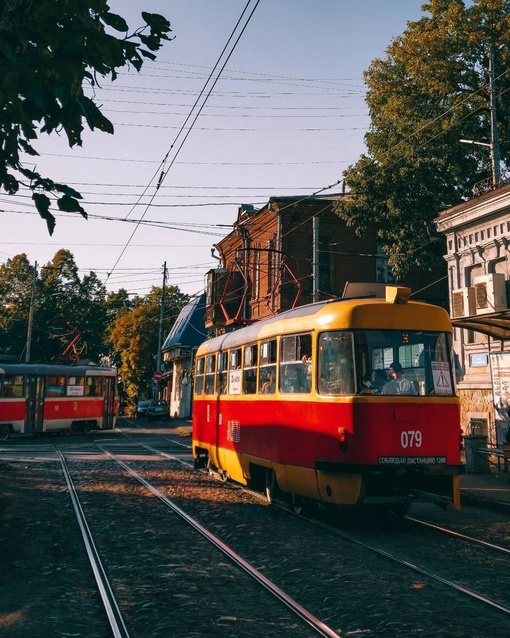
[102,377,115,429]
[25,375,45,434]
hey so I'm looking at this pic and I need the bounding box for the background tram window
[2,374,23,397]
[67,376,85,396]
[195,357,205,395]
[216,351,228,395]
[204,355,216,395]
[243,344,258,395]
[85,377,103,396]
[259,339,277,394]
[47,375,66,397]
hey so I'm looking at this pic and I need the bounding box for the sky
[2,0,428,300]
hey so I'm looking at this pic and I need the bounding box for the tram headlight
[337,426,348,452]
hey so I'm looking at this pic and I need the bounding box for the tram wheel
[265,469,276,504]
[0,425,10,441]
[63,425,73,437]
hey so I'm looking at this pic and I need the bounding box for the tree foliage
[107,286,189,404]
[0,251,190,404]
[0,0,172,233]
[335,0,510,278]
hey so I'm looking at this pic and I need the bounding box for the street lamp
[460,138,501,191]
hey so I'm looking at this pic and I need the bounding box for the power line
[105,0,262,282]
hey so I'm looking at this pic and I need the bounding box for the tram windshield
[318,330,456,397]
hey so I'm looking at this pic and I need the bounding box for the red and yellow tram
[0,363,118,440]
[192,286,462,511]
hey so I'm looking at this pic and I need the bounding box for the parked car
[146,400,170,421]
[136,400,153,420]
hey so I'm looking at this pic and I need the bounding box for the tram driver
[381,362,417,396]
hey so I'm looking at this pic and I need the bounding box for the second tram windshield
[318,330,455,397]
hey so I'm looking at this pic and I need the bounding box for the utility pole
[489,46,501,189]
[155,262,166,398]
[25,261,37,363]
[312,216,319,303]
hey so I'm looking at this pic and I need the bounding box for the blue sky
[2,0,427,298]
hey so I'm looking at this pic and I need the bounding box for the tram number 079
[400,430,422,448]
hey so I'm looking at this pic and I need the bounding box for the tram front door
[25,375,45,434]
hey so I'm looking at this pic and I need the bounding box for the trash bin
[463,435,490,474]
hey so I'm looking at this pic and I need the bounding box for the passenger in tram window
[261,370,275,394]
[372,369,388,393]
[381,362,417,396]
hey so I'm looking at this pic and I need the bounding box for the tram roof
[0,363,117,375]
[197,294,452,355]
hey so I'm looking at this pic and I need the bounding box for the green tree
[0,253,34,358]
[0,1,172,232]
[108,286,189,408]
[335,0,510,278]
[0,249,113,362]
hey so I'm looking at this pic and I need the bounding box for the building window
[481,230,485,240]
[487,228,491,238]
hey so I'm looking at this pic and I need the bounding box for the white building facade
[435,182,510,446]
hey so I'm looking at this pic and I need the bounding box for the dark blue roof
[162,293,207,351]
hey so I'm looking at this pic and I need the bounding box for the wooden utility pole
[489,46,501,189]
[25,261,37,363]
[155,262,167,398]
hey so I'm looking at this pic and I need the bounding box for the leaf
[57,195,87,219]
[33,193,55,235]
[102,12,129,33]
[79,96,114,134]
[141,13,172,33]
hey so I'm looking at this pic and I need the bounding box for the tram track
[61,428,510,628]
[98,429,510,635]
[2,427,509,637]
[51,435,343,638]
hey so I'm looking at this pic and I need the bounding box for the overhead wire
[105,0,261,283]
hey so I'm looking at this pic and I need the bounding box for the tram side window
[195,357,205,395]
[280,333,312,394]
[205,355,216,395]
[259,339,277,394]
[85,377,103,397]
[216,351,228,395]
[229,348,242,395]
[2,374,23,397]
[67,376,85,396]
[47,375,66,397]
[243,344,258,395]
[318,332,354,395]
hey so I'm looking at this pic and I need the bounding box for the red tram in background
[0,363,118,440]
[192,286,463,512]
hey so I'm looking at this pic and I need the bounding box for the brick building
[205,194,448,330]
